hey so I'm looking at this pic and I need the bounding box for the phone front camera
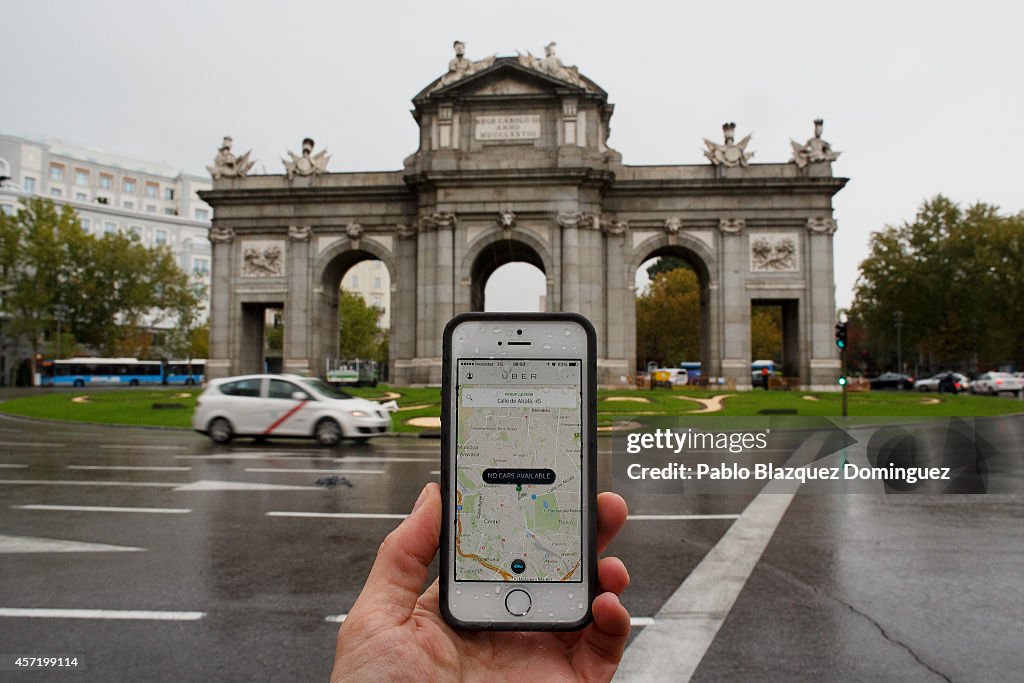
[516,329,523,335]
[498,341,502,346]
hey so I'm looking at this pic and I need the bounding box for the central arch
[462,231,555,312]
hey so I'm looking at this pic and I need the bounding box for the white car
[192,374,392,446]
[968,372,1023,397]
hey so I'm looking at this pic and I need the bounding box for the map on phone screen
[455,358,583,583]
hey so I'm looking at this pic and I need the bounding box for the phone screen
[454,358,583,583]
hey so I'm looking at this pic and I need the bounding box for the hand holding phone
[440,313,598,630]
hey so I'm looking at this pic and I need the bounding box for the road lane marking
[0,441,66,448]
[616,435,826,682]
[100,445,189,451]
[0,534,145,553]
[0,608,205,620]
[177,453,314,461]
[324,613,656,626]
[268,511,408,520]
[0,464,28,468]
[628,514,741,521]
[67,465,192,472]
[245,468,385,475]
[334,457,437,463]
[173,480,320,491]
[13,505,191,514]
[0,479,176,488]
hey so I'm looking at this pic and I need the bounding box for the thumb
[345,482,442,627]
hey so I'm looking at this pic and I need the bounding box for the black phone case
[440,312,598,631]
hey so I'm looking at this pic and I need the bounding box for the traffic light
[837,376,847,386]
[835,322,848,350]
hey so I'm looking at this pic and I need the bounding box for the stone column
[806,217,841,390]
[391,224,419,384]
[558,212,581,313]
[206,226,235,380]
[718,219,752,390]
[600,217,630,384]
[283,225,313,376]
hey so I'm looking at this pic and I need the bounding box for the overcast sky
[3,0,1021,312]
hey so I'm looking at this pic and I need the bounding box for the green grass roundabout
[0,385,1020,434]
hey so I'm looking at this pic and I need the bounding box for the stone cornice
[606,174,848,199]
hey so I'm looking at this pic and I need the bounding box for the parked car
[192,374,393,446]
[651,368,688,388]
[868,372,915,390]
[969,372,1023,397]
[915,372,969,393]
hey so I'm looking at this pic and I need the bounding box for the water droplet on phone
[563,328,572,336]
[570,345,577,351]
[495,586,501,594]
[492,327,503,334]
[577,602,585,609]
[547,612,555,617]
[567,592,574,599]
[542,343,552,350]
[560,345,566,350]
[455,589,462,595]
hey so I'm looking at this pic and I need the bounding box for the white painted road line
[333,457,438,463]
[325,613,656,626]
[100,445,188,451]
[0,608,205,621]
[268,511,408,520]
[616,436,824,682]
[244,468,385,475]
[173,480,320,492]
[628,514,741,521]
[0,441,66,448]
[0,535,144,553]
[13,505,191,514]
[0,479,176,488]
[177,453,309,461]
[67,465,192,472]
[0,464,28,468]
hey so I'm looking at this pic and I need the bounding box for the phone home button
[504,589,532,617]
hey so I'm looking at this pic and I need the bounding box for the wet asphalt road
[0,410,1021,682]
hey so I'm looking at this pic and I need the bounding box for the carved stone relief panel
[241,240,286,277]
[749,232,800,273]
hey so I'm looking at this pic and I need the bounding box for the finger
[598,556,629,595]
[571,592,631,681]
[346,482,441,627]
[596,492,628,555]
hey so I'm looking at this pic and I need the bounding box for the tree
[750,307,782,362]
[338,290,385,360]
[646,255,689,280]
[635,267,700,369]
[851,195,1024,371]
[0,198,203,363]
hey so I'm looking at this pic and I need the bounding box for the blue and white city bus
[164,359,206,385]
[39,358,164,387]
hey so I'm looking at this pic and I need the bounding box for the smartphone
[440,312,597,630]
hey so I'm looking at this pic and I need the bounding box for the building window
[146,205,157,213]
[99,174,112,189]
[373,276,382,289]
[155,229,167,245]
[123,178,136,194]
[1,205,14,216]
[74,169,89,186]
[350,275,359,288]
[194,208,209,221]
[81,217,91,232]
[145,182,158,198]
[193,258,209,274]
[164,188,175,200]
[50,187,62,197]
[129,225,142,239]
[104,221,117,235]
[123,201,134,210]
[49,164,65,181]
[372,294,383,308]
[24,177,36,193]
[163,207,177,215]
[75,192,88,202]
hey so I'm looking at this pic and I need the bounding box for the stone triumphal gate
[201,44,846,389]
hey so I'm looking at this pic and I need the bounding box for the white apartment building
[341,259,391,330]
[0,133,213,322]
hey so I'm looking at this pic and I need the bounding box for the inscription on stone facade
[475,115,541,141]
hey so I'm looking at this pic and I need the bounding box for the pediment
[414,58,605,103]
